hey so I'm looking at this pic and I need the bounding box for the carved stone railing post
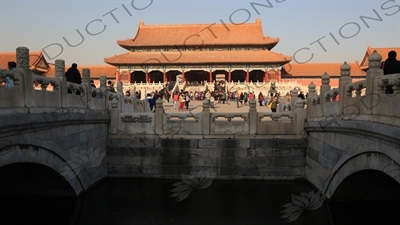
[155,98,164,134]
[307,82,316,118]
[249,99,257,134]
[339,62,352,113]
[55,59,67,108]
[116,81,124,112]
[295,98,307,134]
[109,98,119,134]
[366,50,383,95]
[202,99,210,135]
[320,72,331,116]
[99,76,107,92]
[82,68,91,109]
[320,72,331,96]
[99,75,108,109]
[290,88,298,112]
[117,81,123,95]
[16,47,33,107]
[366,50,383,112]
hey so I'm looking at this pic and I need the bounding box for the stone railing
[124,82,165,100]
[223,80,310,98]
[0,47,117,114]
[307,50,400,127]
[111,96,308,136]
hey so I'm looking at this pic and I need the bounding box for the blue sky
[1,0,399,66]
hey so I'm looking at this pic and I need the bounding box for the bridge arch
[0,145,84,196]
[324,151,400,198]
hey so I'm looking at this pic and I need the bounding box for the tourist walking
[298,91,305,100]
[107,81,116,93]
[268,96,278,112]
[221,91,226,104]
[146,93,155,111]
[173,91,179,109]
[258,92,264,106]
[7,61,16,72]
[236,91,240,108]
[185,92,190,109]
[178,93,185,111]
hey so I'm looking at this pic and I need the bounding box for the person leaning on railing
[381,50,400,94]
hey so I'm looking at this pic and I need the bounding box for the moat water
[0,163,400,225]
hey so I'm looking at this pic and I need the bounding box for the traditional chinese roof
[80,65,117,78]
[46,64,117,79]
[117,19,279,50]
[0,51,50,73]
[360,46,400,70]
[282,62,366,77]
[104,50,291,66]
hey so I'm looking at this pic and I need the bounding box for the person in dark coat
[65,63,82,84]
[65,63,82,94]
[381,51,400,94]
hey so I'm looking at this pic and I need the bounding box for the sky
[0,0,399,66]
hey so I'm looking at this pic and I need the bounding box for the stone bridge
[0,47,399,199]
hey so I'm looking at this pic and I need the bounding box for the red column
[228,70,231,82]
[145,71,149,83]
[264,70,268,82]
[246,70,249,82]
[116,71,120,82]
[130,71,134,83]
[209,70,213,82]
[163,71,167,82]
[276,70,281,82]
[182,70,185,82]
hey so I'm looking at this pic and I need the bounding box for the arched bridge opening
[329,170,400,225]
[0,145,85,197]
[0,162,76,197]
[0,163,78,224]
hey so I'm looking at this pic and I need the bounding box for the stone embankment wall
[0,112,110,196]
[107,135,307,179]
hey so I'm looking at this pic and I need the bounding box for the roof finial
[256,18,262,24]
[139,20,144,27]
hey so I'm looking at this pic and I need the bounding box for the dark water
[1,165,399,225]
[1,177,399,225]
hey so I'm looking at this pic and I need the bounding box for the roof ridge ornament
[139,20,144,27]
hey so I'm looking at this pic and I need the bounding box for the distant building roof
[0,51,50,74]
[105,50,291,66]
[46,64,117,79]
[282,62,366,77]
[117,19,279,50]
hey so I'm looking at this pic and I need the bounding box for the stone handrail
[211,113,248,122]
[324,88,339,102]
[32,74,60,91]
[306,51,400,127]
[0,69,19,82]
[345,80,366,98]
[0,47,117,112]
[111,96,307,136]
[375,73,400,94]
